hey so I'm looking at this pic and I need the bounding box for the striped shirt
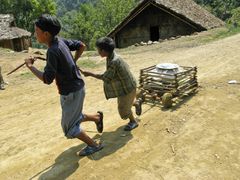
[101,52,136,99]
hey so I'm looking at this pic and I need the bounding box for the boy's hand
[25,57,35,68]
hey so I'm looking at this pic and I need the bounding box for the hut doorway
[150,26,159,41]
[13,38,22,51]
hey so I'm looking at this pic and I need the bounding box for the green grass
[82,50,98,57]
[77,58,104,68]
[0,47,14,53]
[199,25,240,43]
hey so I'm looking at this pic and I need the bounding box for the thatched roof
[154,0,225,29]
[0,14,31,40]
[108,0,225,37]
[0,27,31,40]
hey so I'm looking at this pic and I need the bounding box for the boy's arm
[74,42,86,62]
[62,38,86,62]
[80,61,116,82]
[80,69,102,80]
[25,50,57,84]
[25,58,44,81]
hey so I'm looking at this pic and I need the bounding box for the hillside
[0,28,240,179]
[55,0,97,16]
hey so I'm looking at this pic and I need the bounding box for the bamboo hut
[108,0,225,48]
[0,14,31,51]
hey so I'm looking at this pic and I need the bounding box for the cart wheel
[162,93,173,108]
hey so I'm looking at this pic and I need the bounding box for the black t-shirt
[43,37,84,95]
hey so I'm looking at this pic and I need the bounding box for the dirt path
[0,31,240,180]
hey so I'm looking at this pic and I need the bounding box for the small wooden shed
[0,14,31,51]
[107,0,225,48]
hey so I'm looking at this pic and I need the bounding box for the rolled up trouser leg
[117,89,136,119]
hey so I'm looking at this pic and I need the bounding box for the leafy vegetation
[1,0,240,50]
[0,0,56,32]
[198,26,240,44]
[228,7,240,25]
[194,0,240,20]
[77,59,104,68]
[55,0,96,16]
[59,0,138,49]
[56,0,240,49]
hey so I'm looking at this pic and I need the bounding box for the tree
[59,0,138,49]
[55,0,96,16]
[94,0,138,35]
[0,0,56,32]
[194,0,240,20]
[228,7,240,26]
[60,4,97,49]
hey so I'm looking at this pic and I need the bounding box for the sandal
[96,111,103,133]
[124,121,139,131]
[79,143,104,156]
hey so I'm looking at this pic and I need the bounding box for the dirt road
[0,30,240,179]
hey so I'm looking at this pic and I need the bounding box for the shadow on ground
[32,125,132,180]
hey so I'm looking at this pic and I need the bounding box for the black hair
[35,14,61,36]
[96,37,115,53]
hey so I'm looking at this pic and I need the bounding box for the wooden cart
[137,65,198,108]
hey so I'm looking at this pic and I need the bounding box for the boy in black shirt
[25,14,103,156]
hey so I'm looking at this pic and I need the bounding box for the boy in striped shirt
[81,37,141,131]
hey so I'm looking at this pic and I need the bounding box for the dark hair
[96,37,115,53]
[35,14,61,36]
